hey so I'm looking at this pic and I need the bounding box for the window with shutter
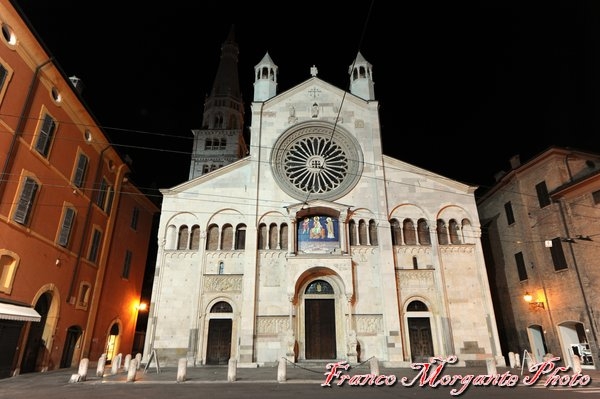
[14,177,38,225]
[0,64,7,92]
[88,229,102,263]
[58,207,76,247]
[73,153,88,188]
[122,250,132,279]
[34,114,57,157]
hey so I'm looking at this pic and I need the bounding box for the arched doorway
[526,324,548,364]
[558,321,594,368]
[303,280,336,360]
[105,323,120,363]
[206,301,233,365]
[60,325,82,368]
[406,300,434,362]
[21,293,51,373]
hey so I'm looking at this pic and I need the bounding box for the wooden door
[408,317,434,362]
[305,299,336,359]
[60,326,82,368]
[206,319,232,365]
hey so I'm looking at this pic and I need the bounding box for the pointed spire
[253,52,278,101]
[348,52,375,100]
[210,24,241,98]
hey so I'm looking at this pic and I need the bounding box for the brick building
[0,0,158,377]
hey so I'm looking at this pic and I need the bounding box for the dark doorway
[408,317,434,362]
[305,299,336,359]
[206,319,232,365]
[0,320,24,378]
[60,326,82,368]
[21,294,50,373]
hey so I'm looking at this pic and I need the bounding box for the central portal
[305,299,336,359]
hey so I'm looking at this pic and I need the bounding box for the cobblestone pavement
[0,359,598,399]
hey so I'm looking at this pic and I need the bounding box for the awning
[0,303,41,322]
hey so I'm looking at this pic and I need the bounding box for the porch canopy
[0,303,41,322]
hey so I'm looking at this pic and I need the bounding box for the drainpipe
[0,58,53,201]
[80,162,129,359]
[67,145,111,302]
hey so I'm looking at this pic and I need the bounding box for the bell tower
[189,25,248,180]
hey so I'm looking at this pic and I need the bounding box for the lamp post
[133,301,148,355]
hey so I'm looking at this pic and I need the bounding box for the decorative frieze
[205,251,246,260]
[203,275,242,292]
[396,270,435,288]
[164,251,198,259]
[256,316,289,335]
[354,314,382,334]
[439,245,475,254]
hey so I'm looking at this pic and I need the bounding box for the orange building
[0,0,158,378]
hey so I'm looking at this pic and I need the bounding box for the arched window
[190,225,201,250]
[305,280,334,294]
[417,219,431,245]
[218,261,224,274]
[407,300,429,311]
[235,224,246,250]
[437,219,448,245]
[403,219,416,245]
[211,301,232,313]
[349,220,357,246]
[449,219,461,244]
[177,225,189,250]
[368,219,378,246]
[257,223,267,249]
[358,220,368,245]
[390,218,401,245]
[166,225,177,249]
[221,224,233,250]
[269,223,278,249]
[206,224,219,250]
[280,223,288,250]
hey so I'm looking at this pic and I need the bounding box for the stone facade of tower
[189,27,247,180]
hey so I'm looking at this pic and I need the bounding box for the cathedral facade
[143,32,505,368]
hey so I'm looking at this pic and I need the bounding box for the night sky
[11,1,600,199]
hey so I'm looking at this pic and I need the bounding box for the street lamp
[523,292,545,309]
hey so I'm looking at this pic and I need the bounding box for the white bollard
[126,359,137,382]
[486,358,497,375]
[572,355,582,375]
[369,357,379,376]
[277,358,286,382]
[177,358,187,382]
[508,352,516,368]
[111,358,119,375]
[77,358,89,381]
[97,354,106,377]
[135,353,142,369]
[227,359,237,382]
[124,354,132,371]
